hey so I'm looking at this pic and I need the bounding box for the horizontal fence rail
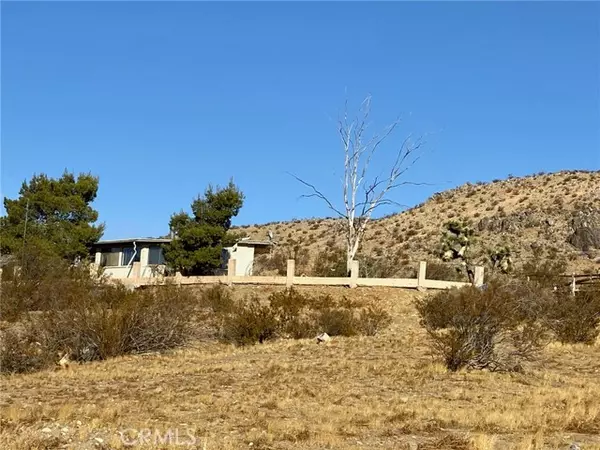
[115,260,484,291]
[526,273,600,294]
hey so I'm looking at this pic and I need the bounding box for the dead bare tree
[292,95,425,275]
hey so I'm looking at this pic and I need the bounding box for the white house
[91,238,170,279]
[92,237,273,279]
[221,238,273,276]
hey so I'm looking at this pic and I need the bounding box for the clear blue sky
[2,1,599,240]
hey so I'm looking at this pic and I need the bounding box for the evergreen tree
[0,171,104,261]
[163,180,244,275]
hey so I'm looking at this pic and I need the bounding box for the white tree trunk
[346,236,361,275]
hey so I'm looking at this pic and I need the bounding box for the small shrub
[315,308,358,336]
[269,288,318,339]
[1,282,196,373]
[221,297,278,345]
[520,248,566,288]
[38,283,196,361]
[0,250,97,321]
[200,284,234,315]
[415,279,549,372]
[212,287,387,345]
[0,325,52,374]
[313,247,347,277]
[406,228,419,238]
[355,306,392,336]
[544,289,600,344]
[325,237,337,247]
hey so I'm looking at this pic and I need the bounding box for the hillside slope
[237,170,600,275]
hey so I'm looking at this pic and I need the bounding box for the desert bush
[0,324,52,374]
[519,247,567,288]
[415,279,549,372]
[199,284,234,315]
[312,247,347,277]
[306,296,388,336]
[1,252,197,373]
[36,283,196,362]
[0,249,97,321]
[314,308,358,336]
[543,289,600,344]
[221,297,279,345]
[268,288,319,339]
[216,288,390,344]
[355,306,392,336]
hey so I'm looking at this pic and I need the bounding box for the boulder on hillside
[477,211,541,233]
[569,227,600,251]
[568,209,600,251]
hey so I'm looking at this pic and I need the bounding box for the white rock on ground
[316,332,331,344]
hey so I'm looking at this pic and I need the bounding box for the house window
[121,247,140,266]
[148,246,165,265]
[100,248,121,267]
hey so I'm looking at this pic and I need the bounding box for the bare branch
[288,172,346,219]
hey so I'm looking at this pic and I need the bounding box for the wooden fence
[564,273,600,294]
[119,260,484,291]
[524,273,600,294]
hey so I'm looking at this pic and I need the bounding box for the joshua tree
[440,220,476,283]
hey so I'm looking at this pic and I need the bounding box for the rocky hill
[237,170,600,276]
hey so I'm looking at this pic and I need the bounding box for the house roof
[235,239,274,247]
[94,237,273,247]
[94,238,171,246]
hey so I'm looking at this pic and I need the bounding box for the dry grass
[1,285,599,449]
[239,170,600,275]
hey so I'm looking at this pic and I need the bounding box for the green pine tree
[163,180,244,275]
[0,171,104,261]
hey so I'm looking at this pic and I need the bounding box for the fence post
[571,274,576,296]
[417,261,427,291]
[474,266,485,287]
[350,260,359,288]
[228,259,236,286]
[286,259,295,287]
